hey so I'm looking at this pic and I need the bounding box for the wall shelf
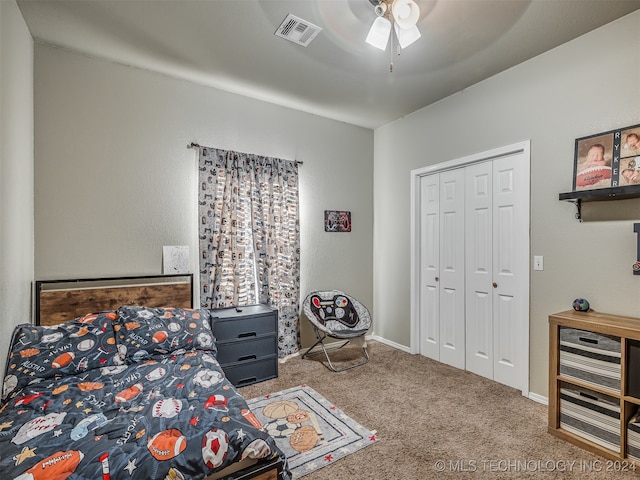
[559,185,640,221]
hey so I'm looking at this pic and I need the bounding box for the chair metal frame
[301,290,371,372]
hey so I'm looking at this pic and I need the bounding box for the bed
[0,278,290,480]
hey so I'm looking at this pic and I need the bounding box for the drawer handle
[237,377,258,386]
[238,331,257,338]
[238,354,257,362]
[578,336,598,345]
[579,392,598,401]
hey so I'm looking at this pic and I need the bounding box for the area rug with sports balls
[247,384,378,478]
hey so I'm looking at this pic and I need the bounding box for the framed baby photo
[572,122,640,192]
[619,125,640,187]
[573,132,614,191]
[620,125,640,159]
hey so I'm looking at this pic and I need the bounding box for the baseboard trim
[369,334,412,353]
[528,391,548,405]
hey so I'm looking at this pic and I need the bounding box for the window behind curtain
[198,147,301,357]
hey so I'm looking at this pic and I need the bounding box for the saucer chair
[302,290,371,372]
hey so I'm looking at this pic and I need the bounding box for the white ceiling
[17,0,640,129]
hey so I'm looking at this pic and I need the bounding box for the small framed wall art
[573,122,640,191]
[324,210,351,232]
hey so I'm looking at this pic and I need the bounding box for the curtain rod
[188,142,303,165]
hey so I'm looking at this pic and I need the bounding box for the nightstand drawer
[223,356,278,387]
[216,335,278,365]
[212,305,277,341]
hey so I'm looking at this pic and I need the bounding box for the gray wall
[13,7,640,399]
[33,45,373,348]
[373,11,640,397]
[0,0,34,377]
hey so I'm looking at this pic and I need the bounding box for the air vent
[275,14,322,47]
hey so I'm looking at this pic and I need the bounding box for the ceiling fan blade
[366,16,392,50]
[394,22,421,49]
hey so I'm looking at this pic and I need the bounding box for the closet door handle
[492,282,498,288]
[435,277,439,282]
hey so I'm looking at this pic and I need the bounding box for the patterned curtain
[198,147,301,357]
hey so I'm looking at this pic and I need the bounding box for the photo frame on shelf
[324,210,351,232]
[573,122,640,192]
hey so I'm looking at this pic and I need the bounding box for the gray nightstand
[211,304,278,387]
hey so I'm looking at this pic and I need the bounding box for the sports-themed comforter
[0,306,290,480]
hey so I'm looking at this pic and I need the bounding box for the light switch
[534,255,544,271]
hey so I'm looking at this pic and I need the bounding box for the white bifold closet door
[464,161,494,379]
[419,173,440,361]
[465,155,526,389]
[493,154,526,389]
[437,169,466,369]
[420,152,526,390]
[419,169,465,370]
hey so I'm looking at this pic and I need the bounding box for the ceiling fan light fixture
[366,16,391,50]
[394,21,421,49]
[374,2,387,16]
[391,0,420,30]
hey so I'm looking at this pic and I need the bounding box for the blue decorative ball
[573,298,590,312]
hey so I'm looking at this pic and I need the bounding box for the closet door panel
[419,174,440,360]
[492,153,526,390]
[495,292,516,369]
[467,290,491,361]
[465,162,493,379]
[438,169,465,369]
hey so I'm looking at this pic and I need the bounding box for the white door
[419,174,439,360]
[463,155,528,390]
[492,152,527,390]
[419,170,465,368]
[415,143,529,393]
[465,161,493,379]
[438,169,465,369]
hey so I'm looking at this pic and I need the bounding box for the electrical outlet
[534,255,544,271]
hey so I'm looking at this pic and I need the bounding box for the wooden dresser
[211,305,279,388]
[549,310,640,462]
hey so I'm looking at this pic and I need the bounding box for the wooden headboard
[35,274,194,326]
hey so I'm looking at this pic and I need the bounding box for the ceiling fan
[365,0,421,51]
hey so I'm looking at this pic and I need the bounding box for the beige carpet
[239,341,635,479]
